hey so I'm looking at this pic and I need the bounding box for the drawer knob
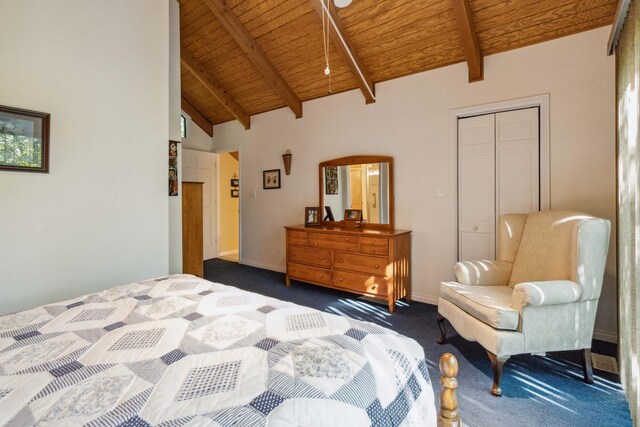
[473,226,478,231]
[320,274,324,278]
[371,239,375,244]
[339,259,343,263]
[292,252,296,256]
[375,264,379,268]
[372,285,377,289]
[346,238,350,242]
[320,256,324,260]
[314,243,318,246]
[339,277,343,282]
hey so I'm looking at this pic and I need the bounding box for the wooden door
[182,182,203,277]
[458,114,496,261]
[182,149,217,260]
[349,165,363,210]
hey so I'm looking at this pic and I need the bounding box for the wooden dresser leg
[285,275,291,288]
[582,348,594,384]
[437,313,447,344]
[388,300,396,313]
[487,351,509,396]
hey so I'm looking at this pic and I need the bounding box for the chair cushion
[440,282,519,331]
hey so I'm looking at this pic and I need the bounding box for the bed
[0,274,441,426]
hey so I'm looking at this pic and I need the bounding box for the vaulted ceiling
[179,0,618,133]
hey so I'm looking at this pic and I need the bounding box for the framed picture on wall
[0,105,50,173]
[263,169,281,189]
[231,189,239,198]
[169,140,179,196]
[231,178,239,187]
[325,166,338,195]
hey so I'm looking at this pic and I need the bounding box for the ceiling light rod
[319,0,375,101]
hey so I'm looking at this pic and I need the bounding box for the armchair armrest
[512,280,582,309]
[454,260,512,286]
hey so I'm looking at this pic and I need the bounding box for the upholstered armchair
[437,211,611,396]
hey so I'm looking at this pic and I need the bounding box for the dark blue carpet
[204,258,631,427]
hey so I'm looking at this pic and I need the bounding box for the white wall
[169,0,183,274]
[0,0,171,313]
[213,27,617,341]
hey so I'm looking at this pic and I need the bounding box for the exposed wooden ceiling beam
[203,0,303,118]
[451,0,483,82]
[181,49,251,129]
[312,0,375,104]
[181,97,214,137]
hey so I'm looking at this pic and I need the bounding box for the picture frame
[344,209,363,221]
[231,189,239,198]
[0,105,50,173]
[263,169,281,189]
[305,207,321,227]
[324,205,335,221]
[325,166,338,195]
[169,140,180,196]
[230,178,239,187]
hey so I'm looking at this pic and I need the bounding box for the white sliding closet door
[458,114,496,261]
[182,149,217,260]
[458,107,539,261]
[496,108,540,216]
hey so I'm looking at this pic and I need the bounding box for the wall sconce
[282,149,292,175]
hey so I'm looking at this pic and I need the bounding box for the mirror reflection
[322,163,390,224]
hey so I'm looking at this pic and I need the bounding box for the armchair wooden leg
[436,313,447,345]
[486,351,509,396]
[582,348,594,384]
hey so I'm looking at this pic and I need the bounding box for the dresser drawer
[334,252,388,276]
[309,233,358,252]
[332,270,388,296]
[288,262,332,286]
[358,236,389,256]
[288,245,331,268]
[287,230,308,246]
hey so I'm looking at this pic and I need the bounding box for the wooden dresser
[182,181,204,277]
[284,225,411,312]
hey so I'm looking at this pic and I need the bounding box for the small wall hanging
[263,169,281,189]
[325,166,338,195]
[169,140,179,196]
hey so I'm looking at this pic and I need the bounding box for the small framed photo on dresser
[305,207,321,227]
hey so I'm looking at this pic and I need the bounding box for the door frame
[214,145,242,262]
[449,94,550,263]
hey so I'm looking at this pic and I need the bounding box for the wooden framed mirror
[319,155,394,230]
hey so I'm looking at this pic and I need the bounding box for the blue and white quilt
[0,275,436,426]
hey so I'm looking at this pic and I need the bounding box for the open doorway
[217,151,239,262]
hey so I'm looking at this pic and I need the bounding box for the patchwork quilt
[0,275,436,426]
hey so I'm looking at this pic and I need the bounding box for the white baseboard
[410,293,438,305]
[239,258,285,273]
[219,250,239,257]
[593,328,618,344]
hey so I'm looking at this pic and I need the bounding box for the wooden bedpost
[438,353,461,427]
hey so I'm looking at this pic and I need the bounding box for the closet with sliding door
[457,107,540,261]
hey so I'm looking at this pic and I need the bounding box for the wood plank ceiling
[180,0,618,131]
